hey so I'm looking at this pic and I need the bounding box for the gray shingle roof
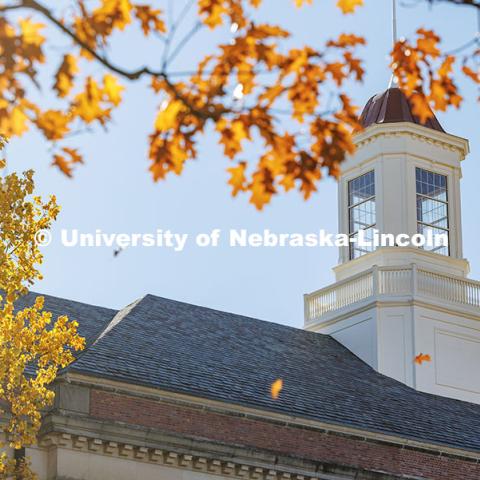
[19,292,480,454]
[16,292,116,346]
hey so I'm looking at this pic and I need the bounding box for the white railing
[305,265,480,324]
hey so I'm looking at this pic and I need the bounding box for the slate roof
[16,292,116,347]
[360,87,445,132]
[19,292,480,454]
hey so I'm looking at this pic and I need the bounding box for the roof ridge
[93,295,146,344]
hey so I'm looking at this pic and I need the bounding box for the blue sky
[5,0,480,327]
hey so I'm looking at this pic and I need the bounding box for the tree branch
[0,3,24,12]
[166,21,203,67]
[4,1,234,123]
[18,0,163,80]
[427,0,480,8]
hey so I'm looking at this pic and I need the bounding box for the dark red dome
[359,87,445,133]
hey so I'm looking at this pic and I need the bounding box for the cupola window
[416,167,449,256]
[348,171,376,260]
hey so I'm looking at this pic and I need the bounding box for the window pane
[348,171,376,260]
[416,197,448,229]
[417,223,449,256]
[415,167,447,202]
[349,171,375,206]
[349,198,376,233]
[350,227,376,260]
[416,168,449,256]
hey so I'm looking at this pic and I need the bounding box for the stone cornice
[35,413,438,480]
[56,374,480,462]
[39,431,320,480]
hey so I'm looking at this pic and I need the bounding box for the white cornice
[353,122,470,160]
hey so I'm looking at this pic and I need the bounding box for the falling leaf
[51,147,83,177]
[270,378,283,399]
[414,353,432,365]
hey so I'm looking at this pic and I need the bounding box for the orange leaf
[414,353,431,365]
[227,162,247,196]
[52,148,83,177]
[270,378,283,399]
[410,93,432,124]
[463,65,480,84]
[133,5,166,35]
[416,29,441,58]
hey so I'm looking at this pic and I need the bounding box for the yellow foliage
[0,152,84,476]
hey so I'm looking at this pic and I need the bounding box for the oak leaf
[54,54,79,98]
[414,353,432,365]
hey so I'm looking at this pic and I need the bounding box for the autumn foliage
[0,0,478,209]
[0,140,84,478]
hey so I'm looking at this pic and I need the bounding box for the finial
[388,0,399,89]
[392,0,398,46]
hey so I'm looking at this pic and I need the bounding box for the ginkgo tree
[0,0,478,209]
[0,138,85,478]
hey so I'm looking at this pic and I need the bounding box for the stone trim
[62,374,480,463]
[36,430,410,480]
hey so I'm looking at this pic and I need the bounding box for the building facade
[7,88,480,479]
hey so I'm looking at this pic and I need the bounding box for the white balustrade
[305,265,480,324]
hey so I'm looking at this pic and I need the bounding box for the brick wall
[90,389,480,480]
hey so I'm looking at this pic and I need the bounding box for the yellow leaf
[9,107,30,136]
[154,100,184,131]
[337,0,363,14]
[35,110,70,140]
[270,378,283,399]
[103,74,124,106]
[294,0,312,6]
[19,18,45,46]
[54,54,79,98]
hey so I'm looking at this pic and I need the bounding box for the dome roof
[359,87,445,133]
